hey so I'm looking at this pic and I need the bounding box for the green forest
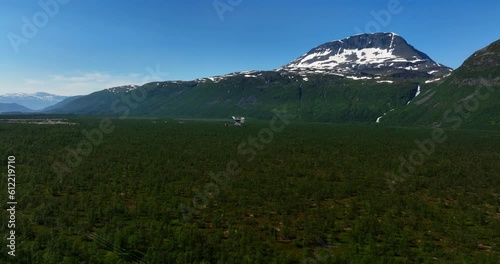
[1,117,499,263]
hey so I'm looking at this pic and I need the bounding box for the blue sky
[1,0,499,95]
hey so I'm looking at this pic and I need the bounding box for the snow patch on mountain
[197,70,261,83]
[106,85,139,94]
[277,33,452,78]
[285,47,402,70]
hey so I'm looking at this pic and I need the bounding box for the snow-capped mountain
[278,32,452,78]
[106,85,140,94]
[0,92,69,110]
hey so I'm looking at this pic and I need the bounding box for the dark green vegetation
[46,72,418,124]
[383,40,500,129]
[1,118,499,263]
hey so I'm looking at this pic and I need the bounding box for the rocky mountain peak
[278,32,452,79]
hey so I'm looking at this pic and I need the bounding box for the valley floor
[0,117,499,263]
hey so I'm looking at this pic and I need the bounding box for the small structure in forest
[232,116,245,126]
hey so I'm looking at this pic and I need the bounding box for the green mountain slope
[42,95,84,112]
[382,39,500,129]
[50,71,418,123]
[45,86,137,115]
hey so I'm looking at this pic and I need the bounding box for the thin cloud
[50,72,113,83]
[25,79,46,85]
[42,71,150,95]
[2,68,170,96]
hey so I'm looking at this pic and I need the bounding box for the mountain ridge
[0,92,68,110]
[381,38,500,129]
[0,103,34,113]
[35,33,500,129]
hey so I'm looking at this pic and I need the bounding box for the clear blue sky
[1,0,499,95]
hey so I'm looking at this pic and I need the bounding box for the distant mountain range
[0,103,35,113]
[0,92,69,111]
[5,33,500,129]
